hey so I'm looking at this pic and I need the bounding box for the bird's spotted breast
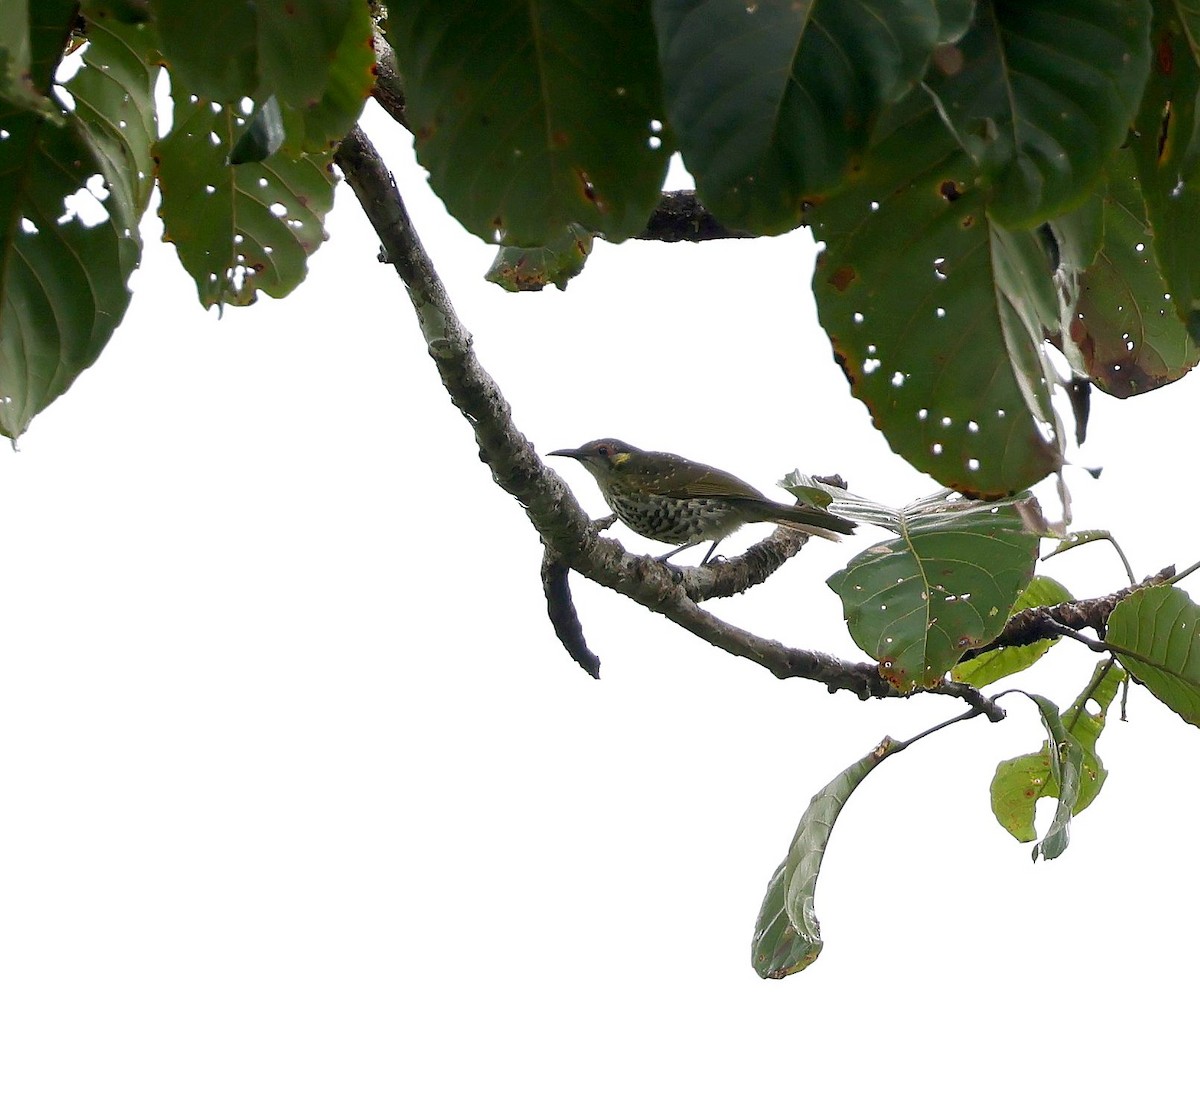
[606,491,739,544]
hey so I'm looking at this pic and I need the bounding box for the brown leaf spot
[829,265,857,292]
[932,44,964,77]
[1157,31,1174,75]
[960,214,975,229]
[940,179,962,202]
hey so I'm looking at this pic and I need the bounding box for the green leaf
[152,0,354,107]
[155,77,335,309]
[752,739,900,979]
[485,224,594,292]
[275,0,374,158]
[230,95,285,166]
[811,94,1063,496]
[388,1,669,245]
[826,488,1041,692]
[70,16,159,217]
[0,1,56,116]
[0,5,155,440]
[1106,584,1200,726]
[653,0,943,234]
[151,0,258,102]
[80,2,152,23]
[1131,2,1200,341]
[991,662,1121,843]
[924,0,1151,226]
[1029,695,1081,861]
[1053,153,1198,397]
[951,575,1073,687]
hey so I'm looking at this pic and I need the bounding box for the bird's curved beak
[547,447,585,459]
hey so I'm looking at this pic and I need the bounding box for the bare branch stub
[541,549,601,679]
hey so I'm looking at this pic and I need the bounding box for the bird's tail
[735,498,856,541]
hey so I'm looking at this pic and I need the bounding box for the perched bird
[548,438,855,564]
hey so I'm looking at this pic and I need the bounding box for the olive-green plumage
[548,438,855,563]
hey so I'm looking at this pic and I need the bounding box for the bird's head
[547,439,638,480]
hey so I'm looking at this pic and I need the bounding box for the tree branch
[334,123,1003,715]
[958,567,1175,662]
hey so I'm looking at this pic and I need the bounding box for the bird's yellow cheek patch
[612,452,632,466]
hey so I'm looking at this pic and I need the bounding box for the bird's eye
[597,445,609,457]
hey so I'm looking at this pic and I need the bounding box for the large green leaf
[951,575,1072,687]
[925,0,1151,226]
[1053,154,1198,397]
[811,95,1063,495]
[152,0,353,107]
[825,488,1041,692]
[388,2,669,246]
[1106,584,1200,726]
[752,739,900,978]
[1132,1,1200,342]
[653,0,943,234]
[990,662,1122,843]
[0,5,155,440]
[155,78,335,308]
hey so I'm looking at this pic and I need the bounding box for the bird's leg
[655,538,702,563]
[699,540,723,566]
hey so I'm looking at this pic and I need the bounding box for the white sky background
[2,100,1198,1108]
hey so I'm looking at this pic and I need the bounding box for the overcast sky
[3,101,1197,1109]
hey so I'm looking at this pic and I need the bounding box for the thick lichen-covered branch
[334,124,1001,715]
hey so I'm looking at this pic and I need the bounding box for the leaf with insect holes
[811,93,1063,496]
[155,81,335,309]
[991,662,1121,844]
[823,487,1042,692]
[0,7,156,439]
[1052,152,1199,398]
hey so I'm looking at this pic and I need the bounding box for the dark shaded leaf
[925,0,1151,226]
[229,94,285,164]
[389,1,669,245]
[653,0,943,233]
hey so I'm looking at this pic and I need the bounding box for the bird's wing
[626,454,768,499]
